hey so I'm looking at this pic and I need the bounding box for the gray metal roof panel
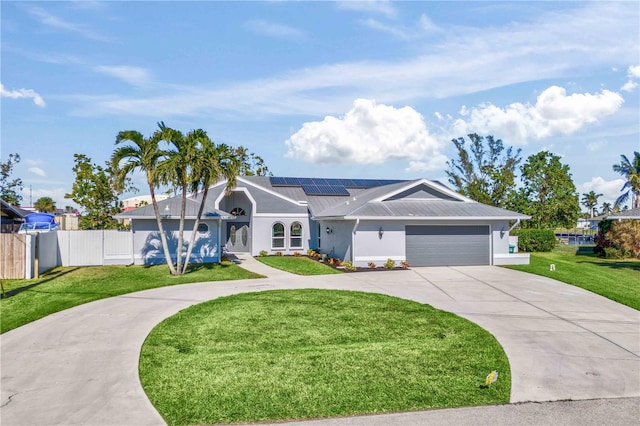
[605,207,640,219]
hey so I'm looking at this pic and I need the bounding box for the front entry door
[226,222,250,252]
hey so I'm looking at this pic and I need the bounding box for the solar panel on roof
[301,184,349,196]
[269,177,286,186]
[283,177,301,186]
[298,177,314,185]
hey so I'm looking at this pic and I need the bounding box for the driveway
[1,258,638,425]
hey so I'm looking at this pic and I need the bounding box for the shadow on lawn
[1,267,80,299]
[573,247,640,272]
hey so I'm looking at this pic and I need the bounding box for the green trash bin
[509,245,515,254]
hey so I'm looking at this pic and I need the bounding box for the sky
[1,0,639,212]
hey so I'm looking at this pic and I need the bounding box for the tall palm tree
[600,202,612,215]
[581,190,603,218]
[111,127,178,275]
[613,151,640,209]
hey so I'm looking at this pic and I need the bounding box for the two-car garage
[405,225,491,267]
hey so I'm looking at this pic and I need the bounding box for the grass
[140,289,510,426]
[0,263,263,334]
[256,255,343,275]
[505,245,640,310]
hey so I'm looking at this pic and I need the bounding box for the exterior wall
[131,219,220,265]
[350,219,513,267]
[318,220,356,261]
[250,214,310,256]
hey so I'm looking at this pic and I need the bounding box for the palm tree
[34,196,56,213]
[581,191,603,218]
[111,127,178,275]
[600,202,612,215]
[613,151,640,209]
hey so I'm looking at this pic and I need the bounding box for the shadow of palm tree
[1,267,80,299]
[140,231,218,268]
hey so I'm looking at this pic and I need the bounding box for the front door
[226,222,250,252]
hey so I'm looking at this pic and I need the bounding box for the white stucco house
[117,176,531,267]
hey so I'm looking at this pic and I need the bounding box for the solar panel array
[269,177,406,196]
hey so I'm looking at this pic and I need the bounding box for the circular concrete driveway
[1,258,638,425]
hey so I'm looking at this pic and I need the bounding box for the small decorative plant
[368,262,377,269]
[275,251,283,256]
[293,251,301,257]
[328,257,341,266]
[384,258,396,269]
[340,260,357,272]
[258,250,268,257]
[400,261,410,269]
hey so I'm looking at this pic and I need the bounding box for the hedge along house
[120,176,530,267]
[116,196,233,265]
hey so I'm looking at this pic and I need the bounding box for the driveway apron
[1,258,638,425]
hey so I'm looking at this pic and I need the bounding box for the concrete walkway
[1,255,638,425]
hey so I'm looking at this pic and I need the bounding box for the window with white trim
[272,223,285,249]
[290,222,302,249]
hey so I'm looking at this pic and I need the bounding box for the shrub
[609,220,640,259]
[400,261,410,269]
[603,247,626,259]
[275,251,283,257]
[258,250,268,257]
[328,257,342,266]
[307,249,321,259]
[367,262,377,269]
[512,229,556,252]
[293,251,301,257]
[384,258,396,269]
[340,260,357,272]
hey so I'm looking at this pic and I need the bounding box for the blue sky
[1,1,639,211]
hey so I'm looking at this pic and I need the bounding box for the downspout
[508,219,521,232]
[218,220,222,263]
[351,218,360,263]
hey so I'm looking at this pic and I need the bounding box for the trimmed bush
[603,247,627,259]
[340,260,357,272]
[512,229,556,252]
[384,258,396,269]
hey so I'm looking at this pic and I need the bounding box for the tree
[111,127,178,275]
[612,151,640,209]
[0,153,24,205]
[446,134,521,207]
[233,146,271,177]
[34,197,56,213]
[581,191,602,218]
[601,202,612,215]
[510,151,580,229]
[65,154,122,230]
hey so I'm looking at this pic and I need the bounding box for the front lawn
[0,263,263,333]
[140,289,510,426]
[256,255,343,275]
[506,245,640,310]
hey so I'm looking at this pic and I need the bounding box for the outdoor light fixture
[326,226,332,234]
[378,226,384,238]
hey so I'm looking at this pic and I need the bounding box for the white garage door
[405,225,490,267]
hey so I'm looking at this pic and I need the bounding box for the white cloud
[621,64,640,92]
[0,83,46,107]
[25,5,111,42]
[587,141,605,152]
[578,177,626,206]
[28,166,46,177]
[336,0,397,18]
[244,20,305,41]
[93,65,152,86]
[285,99,444,167]
[360,14,441,40]
[450,86,624,145]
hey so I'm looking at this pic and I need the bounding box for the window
[197,223,209,233]
[230,207,246,216]
[272,223,285,248]
[290,222,302,249]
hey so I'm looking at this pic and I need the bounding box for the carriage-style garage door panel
[405,225,490,267]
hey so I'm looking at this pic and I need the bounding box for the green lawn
[256,255,343,275]
[0,263,263,334]
[505,245,640,310]
[140,289,510,426]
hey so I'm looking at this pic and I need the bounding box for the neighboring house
[118,177,530,267]
[0,199,28,233]
[604,207,640,220]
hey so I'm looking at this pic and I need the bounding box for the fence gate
[1,234,27,279]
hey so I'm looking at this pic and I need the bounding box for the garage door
[405,225,490,267]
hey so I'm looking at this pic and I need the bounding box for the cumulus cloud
[449,86,624,145]
[578,177,626,205]
[285,99,444,168]
[621,64,640,92]
[244,20,305,41]
[0,83,46,107]
[93,65,152,86]
[28,167,46,177]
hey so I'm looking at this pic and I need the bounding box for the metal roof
[116,196,233,220]
[605,207,640,220]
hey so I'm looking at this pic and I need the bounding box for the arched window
[197,223,209,233]
[290,222,302,249]
[230,207,246,216]
[272,223,285,248]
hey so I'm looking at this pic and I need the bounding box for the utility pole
[29,185,32,207]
